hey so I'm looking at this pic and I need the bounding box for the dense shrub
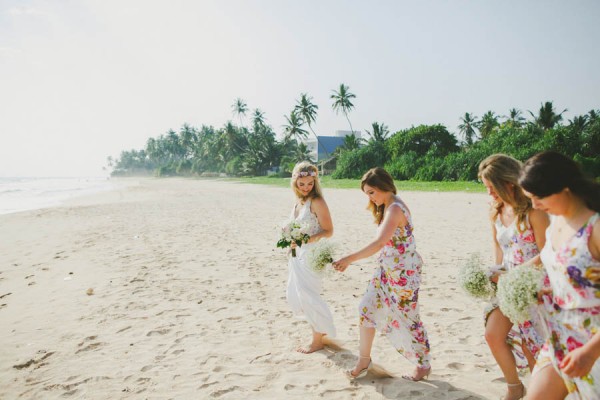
[332,142,387,179]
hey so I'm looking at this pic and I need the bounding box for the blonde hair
[291,161,322,201]
[478,154,532,231]
[361,167,397,225]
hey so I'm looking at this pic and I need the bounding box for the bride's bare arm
[308,197,333,243]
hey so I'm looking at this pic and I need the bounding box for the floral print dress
[359,202,431,368]
[484,214,545,366]
[536,213,600,399]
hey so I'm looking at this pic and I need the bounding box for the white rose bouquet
[497,264,544,324]
[277,221,310,257]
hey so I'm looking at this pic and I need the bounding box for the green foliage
[387,124,459,159]
[332,142,387,179]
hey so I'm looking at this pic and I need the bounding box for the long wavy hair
[519,151,600,213]
[361,167,397,225]
[478,154,532,231]
[291,161,322,201]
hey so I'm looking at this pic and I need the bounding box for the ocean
[0,177,116,215]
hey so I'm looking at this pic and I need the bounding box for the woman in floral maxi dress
[333,167,431,381]
[519,151,600,400]
[479,154,549,400]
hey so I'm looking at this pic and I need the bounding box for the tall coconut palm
[294,93,328,158]
[365,122,389,143]
[252,109,266,129]
[478,111,499,138]
[331,83,356,134]
[458,112,479,145]
[528,101,567,130]
[282,110,308,141]
[232,98,248,128]
[506,108,525,128]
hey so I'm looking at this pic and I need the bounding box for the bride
[286,161,336,353]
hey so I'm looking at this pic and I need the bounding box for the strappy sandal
[501,381,526,400]
[346,355,372,380]
[402,365,431,381]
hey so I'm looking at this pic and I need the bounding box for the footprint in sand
[146,328,171,336]
[447,362,467,371]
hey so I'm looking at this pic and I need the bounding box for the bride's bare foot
[296,342,324,354]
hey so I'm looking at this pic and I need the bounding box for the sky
[1,0,599,177]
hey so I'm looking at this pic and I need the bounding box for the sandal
[346,355,372,380]
[402,365,431,381]
[501,381,526,400]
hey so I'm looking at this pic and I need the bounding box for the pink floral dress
[484,214,545,366]
[536,213,600,399]
[359,202,431,368]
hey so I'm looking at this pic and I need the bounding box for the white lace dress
[286,200,336,337]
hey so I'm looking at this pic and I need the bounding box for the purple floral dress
[359,202,431,368]
[484,214,545,367]
[536,213,600,399]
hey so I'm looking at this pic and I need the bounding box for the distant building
[305,130,362,161]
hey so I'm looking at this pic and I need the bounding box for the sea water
[0,177,115,215]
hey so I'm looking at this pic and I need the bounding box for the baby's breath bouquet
[458,254,494,299]
[306,239,336,273]
[277,220,310,257]
[497,265,544,324]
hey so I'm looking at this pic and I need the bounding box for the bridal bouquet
[306,239,336,273]
[458,254,495,299]
[497,265,544,324]
[277,221,310,257]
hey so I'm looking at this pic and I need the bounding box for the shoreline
[1,178,509,399]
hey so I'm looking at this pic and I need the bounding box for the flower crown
[292,170,317,178]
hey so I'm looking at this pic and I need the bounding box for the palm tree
[569,115,589,133]
[588,109,599,123]
[505,108,525,128]
[528,101,567,130]
[252,108,266,129]
[458,113,479,145]
[232,98,248,128]
[340,133,363,152]
[365,122,389,143]
[294,93,328,158]
[478,111,499,138]
[331,83,356,134]
[282,110,308,141]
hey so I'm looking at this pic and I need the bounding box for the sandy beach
[0,178,526,399]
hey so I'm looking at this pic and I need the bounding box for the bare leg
[297,329,325,354]
[485,308,524,400]
[521,342,536,373]
[527,364,568,400]
[349,326,376,376]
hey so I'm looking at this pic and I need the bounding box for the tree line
[108,87,599,180]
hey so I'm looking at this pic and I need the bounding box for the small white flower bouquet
[497,265,544,324]
[307,239,336,273]
[277,221,310,257]
[458,254,495,299]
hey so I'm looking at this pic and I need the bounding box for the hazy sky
[1,0,599,177]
